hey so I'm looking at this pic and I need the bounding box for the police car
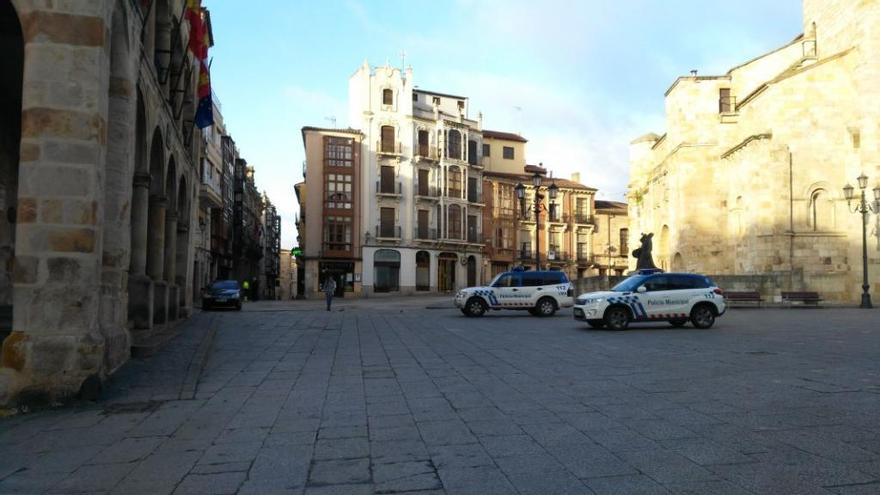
[454,269,574,317]
[573,270,726,330]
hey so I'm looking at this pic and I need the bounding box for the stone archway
[0,1,22,341]
[146,128,167,325]
[162,157,178,321]
[128,90,152,330]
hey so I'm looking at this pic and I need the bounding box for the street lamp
[515,168,558,270]
[843,174,880,308]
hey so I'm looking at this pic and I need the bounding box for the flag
[186,0,213,128]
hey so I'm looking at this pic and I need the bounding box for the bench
[781,291,822,307]
[724,291,763,307]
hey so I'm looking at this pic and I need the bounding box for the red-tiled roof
[524,164,547,174]
[482,171,596,191]
[595,200,628,211]
[482,129,527,143]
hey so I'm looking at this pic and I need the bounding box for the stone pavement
[1,300,880,494]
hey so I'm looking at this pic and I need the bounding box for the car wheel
[604,307,630,331]
[690,304,715,329]
[465,297,487,317]
[586,320,605,329]
[536,297,557,317]
[669,318,688,328]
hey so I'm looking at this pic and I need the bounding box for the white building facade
[349,63,485,294]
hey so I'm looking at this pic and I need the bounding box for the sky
[206,0,804,250]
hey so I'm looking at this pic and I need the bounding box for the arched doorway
[374,249,400,292]
[438,253,457,292]
[415,251,430,291]
[467,255,476,287]
[0,2,23,340]
[128,93,152,329]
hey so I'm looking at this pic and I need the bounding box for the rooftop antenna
[324,116,336,128]
[399,49,407,70]
[690,69,698,77]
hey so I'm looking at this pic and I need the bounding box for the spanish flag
[186,0,213,128]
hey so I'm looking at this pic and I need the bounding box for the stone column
[127,173,153,329]
[164,212,178,320]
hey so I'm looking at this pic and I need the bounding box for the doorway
[466,256,476,287]
[438,253,457,292]
[320,261,353,297]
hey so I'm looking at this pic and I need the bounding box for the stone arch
[0,0,22,339]
[128,89,153,329]
[145,127,166,285]
[175,174,190,310]
[808,187,834,231]
[672,252,684,271]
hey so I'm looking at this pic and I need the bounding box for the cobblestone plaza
[1,300,878,494]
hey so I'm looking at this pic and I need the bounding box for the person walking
[322,275,337,311]
[242,279,250,302]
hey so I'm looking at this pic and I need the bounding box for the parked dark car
[203,280,242,310]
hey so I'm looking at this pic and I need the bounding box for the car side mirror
[636,286,647,293]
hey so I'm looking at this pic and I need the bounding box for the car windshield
[611,274,650,292]
[210,280,239,290]
[488,273,506,287]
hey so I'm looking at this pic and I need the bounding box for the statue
[631,232,659,270]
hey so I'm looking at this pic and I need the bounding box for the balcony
[572,213,594,225]
[547,251,570,262]
[375,225,401,239]
[548,212,565,224]
[467,229,479,243]
[414,184,440,200]
[413,227,438,240]
[377,140,403,157]
[414,145,439,162]
[518,249,534,260]
[199,168,223,208]
[445,189,463,200]
[323,242,352,254]
[576,251,593,264]
[376,180,402,197]
[442,230,465,242]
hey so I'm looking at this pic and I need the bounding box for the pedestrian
[242,279,250,302]
[322,276,336,311]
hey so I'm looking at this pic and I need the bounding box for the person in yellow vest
[242,279,250,302]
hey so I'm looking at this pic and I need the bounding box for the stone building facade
[0,0,210,405]
[629,0,880,302]
[593,200,629,276]
[259,193,280,300]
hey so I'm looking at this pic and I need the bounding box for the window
[447,129,462,159]
[497,184,514,217]
[482,143,490,157]
[543,272,567,285]
[642,275,671,292]
[719,88,732,113]
[412,93,418,102]
[324,216,352,251]
[810,189,832,231]
[417,130,429,157]
[467,140,477,165]
[467,177,478,202]
[374,249,400,292]
[432,96,440,105]
[379,207,395,237]
[325,173,352,209]
[669,275,708,290]
[381,126,395,152]
[521,273,544,287]
[457,100,464,110]
[448,205,461,239]
[417,169,430,196]
[503,146,514,159]
[492,273,519,288]
[417,210,429,239]
[416,251,430,291]
[325,137,354,167]
[446,166,462,198]
[620,228,629,255]
[382,88,393,106]
[380,166,395,193]
[467,215,478,242]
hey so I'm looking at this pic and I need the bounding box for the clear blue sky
[207,0,803,249]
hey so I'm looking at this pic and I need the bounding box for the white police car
[454,269,574,317]
[573,270,726,330]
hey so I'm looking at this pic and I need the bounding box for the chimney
[571,172,581,184]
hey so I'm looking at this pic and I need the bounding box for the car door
[640,275,676,319]
[493,273,522,307]
[519,272,543,307]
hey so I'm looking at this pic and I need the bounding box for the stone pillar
[147,196,167,325]
[164,212,178,320]
[127,174,152,329]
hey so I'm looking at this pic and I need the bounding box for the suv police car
[454,269,574,317]
[573,270,725,330]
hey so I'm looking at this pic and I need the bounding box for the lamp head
[548,181,559,200]
[843,183,855,202]
[857,173,868,190]
[532,173,541,187]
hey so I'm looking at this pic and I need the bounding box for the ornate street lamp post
[515,171,557,270]
[843,174,880,308]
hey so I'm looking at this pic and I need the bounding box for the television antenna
[324,116,336,128]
